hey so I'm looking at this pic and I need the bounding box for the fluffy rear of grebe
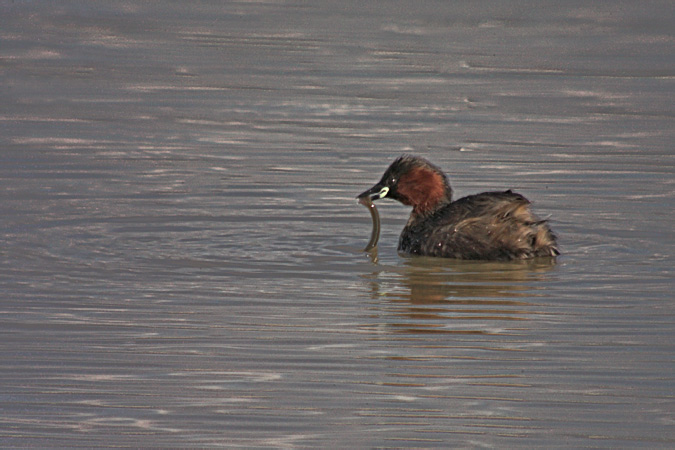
[398,190,559,260]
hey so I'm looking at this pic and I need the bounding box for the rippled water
[1,1,674,448]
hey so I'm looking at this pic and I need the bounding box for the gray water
[1,1,674,448]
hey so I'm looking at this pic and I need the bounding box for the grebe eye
[390,177,397,184]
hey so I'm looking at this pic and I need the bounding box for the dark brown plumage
[358,155,559,260]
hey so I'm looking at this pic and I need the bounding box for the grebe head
[358,155,453,215]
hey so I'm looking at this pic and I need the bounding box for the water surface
[1,1,674,448]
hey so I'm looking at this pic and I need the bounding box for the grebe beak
[357,184,390,202]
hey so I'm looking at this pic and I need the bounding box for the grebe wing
[426,192,547,260]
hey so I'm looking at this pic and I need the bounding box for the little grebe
[358,155,559,260]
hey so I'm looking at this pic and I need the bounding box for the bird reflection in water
[361,256,557,335]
